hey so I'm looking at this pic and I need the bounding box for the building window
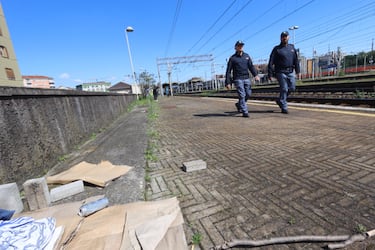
[0,27,2,36]
[5,68,15,80]
[0,46,9,58]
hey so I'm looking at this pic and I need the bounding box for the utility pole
[370,38,374,65]
[312,47,316,80]
[156,54,214,95]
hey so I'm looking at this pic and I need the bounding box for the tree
[138,70,156,98]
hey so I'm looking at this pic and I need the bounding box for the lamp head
[126,26,134,32]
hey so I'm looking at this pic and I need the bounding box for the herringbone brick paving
[147,96,375,250]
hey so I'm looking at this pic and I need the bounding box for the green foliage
[356,223,367,234]
[58,155,67,162]
[288,217,296,225]
[343,51,374,68]
[354,89,375,98]
[144,174,151,183]
[90,133,97,140]
[191,232,203,245]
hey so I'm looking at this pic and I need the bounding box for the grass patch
[143,97,161,201]
[356,223,367,234]
[57,155,68,162]
[191,232,203,245]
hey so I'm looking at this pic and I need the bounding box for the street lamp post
[288,25,299,45]
[125,26,138,98]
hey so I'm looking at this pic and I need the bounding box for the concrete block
[50,180,84,202]
[0,182,24,214]
[23,177,51,211]
[182,159,207,172]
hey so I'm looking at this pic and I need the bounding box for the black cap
[281,31,289,37]
[235,40,245,46]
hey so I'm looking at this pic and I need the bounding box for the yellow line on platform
[206,97,375,118]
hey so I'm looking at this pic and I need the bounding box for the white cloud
[59,73,70,79]
[74,79,83,83]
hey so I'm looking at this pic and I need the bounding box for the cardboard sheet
[63,205,127,250]
[120,197,187,250]
[46,161,132,187]
[16,196,187,250]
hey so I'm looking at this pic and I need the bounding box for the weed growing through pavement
[143,97,160,201]
[191,232,203,245]
[90,132,97,140]
[355,223,367,234]
[127,97,150,112]
[288,217,296,225]
[57,155,68,162]
[187,223,203,249]
[146,98,160,163]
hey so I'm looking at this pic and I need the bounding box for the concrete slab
[23,177,51,211]
[50,180,85,202]
[0,182,24,214]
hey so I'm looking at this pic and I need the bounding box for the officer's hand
[226,84,231,90]
[254,75,260,82]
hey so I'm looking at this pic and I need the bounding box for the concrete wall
[0,87,137,187]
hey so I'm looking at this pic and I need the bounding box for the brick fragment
[23,177,51,211]
[182,159,207,172]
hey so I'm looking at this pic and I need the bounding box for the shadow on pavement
[193,110,276,117]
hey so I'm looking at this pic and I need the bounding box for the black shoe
[276,100,282,109]
[235,103,241,113]
[242,113,249,118]
[281,109,289,114]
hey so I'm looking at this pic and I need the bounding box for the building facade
[23,75,55,88]
[108,82,132,94]
[76,81,111,92]
[0,3,22,86]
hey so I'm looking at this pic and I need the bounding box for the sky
[1,0,375,88]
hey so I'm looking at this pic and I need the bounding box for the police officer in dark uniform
[268,31,300,114]
[225,40,260,118]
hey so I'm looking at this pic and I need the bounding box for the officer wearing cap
[225,40,260,118]
[268,31,300,114]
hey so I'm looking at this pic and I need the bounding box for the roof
[108,82,132,91]
[22,75,53,80]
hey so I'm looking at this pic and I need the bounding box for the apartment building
[23,75,55,88]
[76,81,111,92]
[0,3,22,86]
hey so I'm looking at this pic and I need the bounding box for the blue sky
[2,0,375,88]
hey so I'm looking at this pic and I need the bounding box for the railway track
[177,75,375,108]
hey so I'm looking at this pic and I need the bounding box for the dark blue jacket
[225,52,258,85]
[268,43,300,77]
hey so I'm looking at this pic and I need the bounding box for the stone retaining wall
[0,87,136,187]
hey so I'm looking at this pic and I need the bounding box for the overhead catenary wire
[177,0,255,79]
[253,3,375,60]
[212,0,315,60]
[194,0,255,55]
[161,0,375,83]
[184,0,238,57]
[209,0,284,54]
[164,0,183,57]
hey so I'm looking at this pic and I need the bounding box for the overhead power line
[214,0,315,59]
[165,0,183,57]
[209,0,284,53]
[184,0,238,56]
[194,0,254,54]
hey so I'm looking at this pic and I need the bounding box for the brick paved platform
[147,96,375,250]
